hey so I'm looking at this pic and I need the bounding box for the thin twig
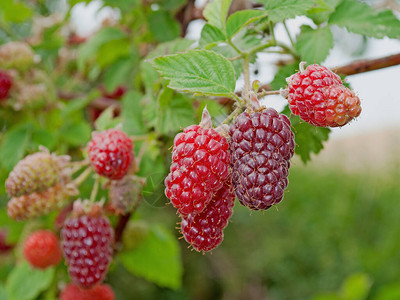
[257,89,281,98]
[283,20,295,47]
[242,54,251,104]
[89,175,100,203]
[73,167,92,186]
[222,105,245,125]
[113,212,131,254]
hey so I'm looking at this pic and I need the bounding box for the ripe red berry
[229,108,295,210]
[0,70,12,100]
[286,63,361,127]
[164,109,230,216]
[60,283,115,300]
[322,84,362,127]
[88,129,134,180]
[100,85,126,99]
[61,201,114,288]
[181,179,235,252]
[23,230,62,269]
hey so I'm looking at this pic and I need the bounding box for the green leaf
[295,26,333,64]
[0,124,31,171]
[329,0,400,39]
[373,283,400,300]
[282,106,330,163]
[6,262,54,300]
[119,224,183,289]
[270,62,299,90]
[0,0,32,23]
[258,0,316,22]
[60,121,91,147]
[203,0,233,30]
[156,87,195,135]
[94,107,121,131]
[312,293,339,300]
[31,128,57,151]
[148,10,180,42]
[0,284,6,300]
[122,91,146,135]
[146,38,195,59]
[77,27,127,70]
[96,38,130,68]
[150,50,236,97]
[199,24,226,48]
[340,273,372,300]
[226,9,268,38]
[104,57,134,92]
[306,0,341,25]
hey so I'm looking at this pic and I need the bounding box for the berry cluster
[3,129,137,294]
[165,108,234,252]
[286,63,361,127]
[5,148,77,220]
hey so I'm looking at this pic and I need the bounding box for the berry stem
[257,89,281,98]
[113,212,131,254]
[222,105,245,125]
[89,175,100,203]
[73,167,93,186]
[228,39,243,55]
[283,20,295,47]
[130,135,149,142]
[68,159,91,174]
[242,54,252,104]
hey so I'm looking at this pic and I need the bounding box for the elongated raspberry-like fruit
[60,283,115,300]
[286,63,361,127]
[23,230,62,269]
[7,183,76,221]
[5,148,70,197]
[61,200,114,289]
[88,129,134,180]
[0,70,12,100]
[230,108,295,210]
[164,108,230,216]
[181,179,235,252]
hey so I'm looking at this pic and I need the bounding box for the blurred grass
[109,163,400,300]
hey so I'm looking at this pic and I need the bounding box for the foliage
[0,0,399,299]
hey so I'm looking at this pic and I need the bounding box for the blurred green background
[106,143,400,300]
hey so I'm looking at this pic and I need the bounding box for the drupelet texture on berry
[181,179,235,252]
[23,230,62,269]
[164,108,230,216]
[60,283,115,300]
[7,183,76,221]
[61,201,114,289]
[5,149,70,197]
[322,84,362,127]
[0,70,12,100]
[88,129,134,180]
[229,108,295,210]
[286,63,361,127]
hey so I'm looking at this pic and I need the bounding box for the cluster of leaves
[0,0,399,299]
